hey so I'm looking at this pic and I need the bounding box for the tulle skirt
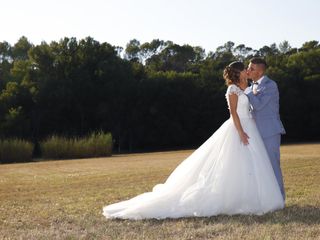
[103,117,284,220]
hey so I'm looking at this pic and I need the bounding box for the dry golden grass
[0,143,319,239]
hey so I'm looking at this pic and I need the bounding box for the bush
[0,139,34,163]
[40,132,112,160]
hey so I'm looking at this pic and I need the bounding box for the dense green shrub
[0,139,33,163]
[40,132,112,160]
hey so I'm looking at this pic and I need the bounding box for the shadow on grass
[202,205,320,225]
[110,205,320,225]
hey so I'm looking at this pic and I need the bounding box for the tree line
[0,37,319,154]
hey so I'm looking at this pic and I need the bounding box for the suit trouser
[262,134,285,200]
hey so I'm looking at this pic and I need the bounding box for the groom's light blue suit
[245,76,286,200]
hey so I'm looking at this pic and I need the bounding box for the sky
[1,0,319,53]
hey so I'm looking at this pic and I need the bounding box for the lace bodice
[225,84,252,118]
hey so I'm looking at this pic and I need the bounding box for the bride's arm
[228,93,249,145]
[246,82,277,111]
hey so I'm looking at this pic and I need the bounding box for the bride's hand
[239,131,249,145]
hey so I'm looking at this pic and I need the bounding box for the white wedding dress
[103,84,284,220]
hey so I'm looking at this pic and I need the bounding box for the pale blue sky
[1,0,319,52]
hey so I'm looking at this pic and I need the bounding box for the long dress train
[102,84,284,220]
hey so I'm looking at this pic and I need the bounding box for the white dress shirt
[253,76,264,94]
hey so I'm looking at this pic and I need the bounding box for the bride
[103,61,285,220]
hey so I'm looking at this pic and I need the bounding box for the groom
[245,57,286,200]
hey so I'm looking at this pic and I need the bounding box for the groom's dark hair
[250,57,267,71]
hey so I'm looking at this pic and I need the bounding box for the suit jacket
[245,76,286,138]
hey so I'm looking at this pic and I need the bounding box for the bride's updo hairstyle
[223,61,245,86]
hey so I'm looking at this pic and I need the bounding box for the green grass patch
[40,132,112,160]
[0,138,33,163]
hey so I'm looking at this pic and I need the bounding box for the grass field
[0,143,319,239]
